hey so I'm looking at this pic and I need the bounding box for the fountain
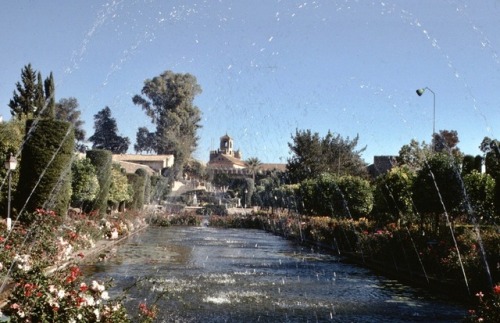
[0,1,499,321]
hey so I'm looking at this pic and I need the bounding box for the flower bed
[0,209,156,322]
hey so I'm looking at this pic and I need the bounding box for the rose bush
[0,209,155,322]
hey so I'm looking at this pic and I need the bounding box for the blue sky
[1,0,499,164]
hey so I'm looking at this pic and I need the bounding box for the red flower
[79,283,88,292]
[65,265,81,283]
[493,285,500,295]
[23,283,36,297]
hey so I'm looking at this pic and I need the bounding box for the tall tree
[88,107,130,154]
[432,129,462,160]
[287,129,367,183]
[134,127,156,154]
[34,72,45,114]
[396,139,432,172]
[9,64,39,119]
[55,97,86,146]
[132,70,202,179]
[412,153,464,232]
[43,72,56,118]
[9,64,56,120]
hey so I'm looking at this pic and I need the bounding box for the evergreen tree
[9,64,39,119]
[9,64,56,120]
[134,127,155,154]
[43,72,56,118]
[88,107,130,154]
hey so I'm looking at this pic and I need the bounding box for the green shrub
[15,119,74,222]
[86,150,112,216]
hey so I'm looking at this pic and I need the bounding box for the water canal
[81,226,466,322]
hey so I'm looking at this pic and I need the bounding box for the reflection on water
[80,226,466,322]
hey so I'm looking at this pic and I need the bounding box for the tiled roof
[208,153,246,168]
[112,154,173,161]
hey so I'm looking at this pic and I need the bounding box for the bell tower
[219,134,233,156]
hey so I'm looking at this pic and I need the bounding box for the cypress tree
[35,72,45,115]
[43,72,56,118]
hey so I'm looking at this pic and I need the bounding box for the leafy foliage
[132,70,202,179]
[55,97,86,145]
[396,139,431,171]
[108,163,131,211]
[0,119,24,215]
[134,127,156,154]
[88,107,130,154]
[432,129,460,155]
[245,157,262,182]
[462,154,482,176]
[297,173,373,219]
[463,170,496,223]
[480,136,500,215]
[71,157,99,209]
[372,166,416,225]
[183,158,206,180]
[287,129,367,183]
[412,153,464,230]
[86,150,113,216]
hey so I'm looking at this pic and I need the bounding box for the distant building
[207,134,247,175]
[207,134,286,176]
[367,155,397,178]
[112,154,174,175]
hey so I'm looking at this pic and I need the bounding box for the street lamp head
[4,153,17,171]
[416,88,426,96]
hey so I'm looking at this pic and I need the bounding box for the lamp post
[244,189,248,209]
[4,153,18,231]
[416,87,436,136]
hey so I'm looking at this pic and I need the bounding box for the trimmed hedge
[86,149,112,216]
[14,119,74,222]
[126,169,148,211]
